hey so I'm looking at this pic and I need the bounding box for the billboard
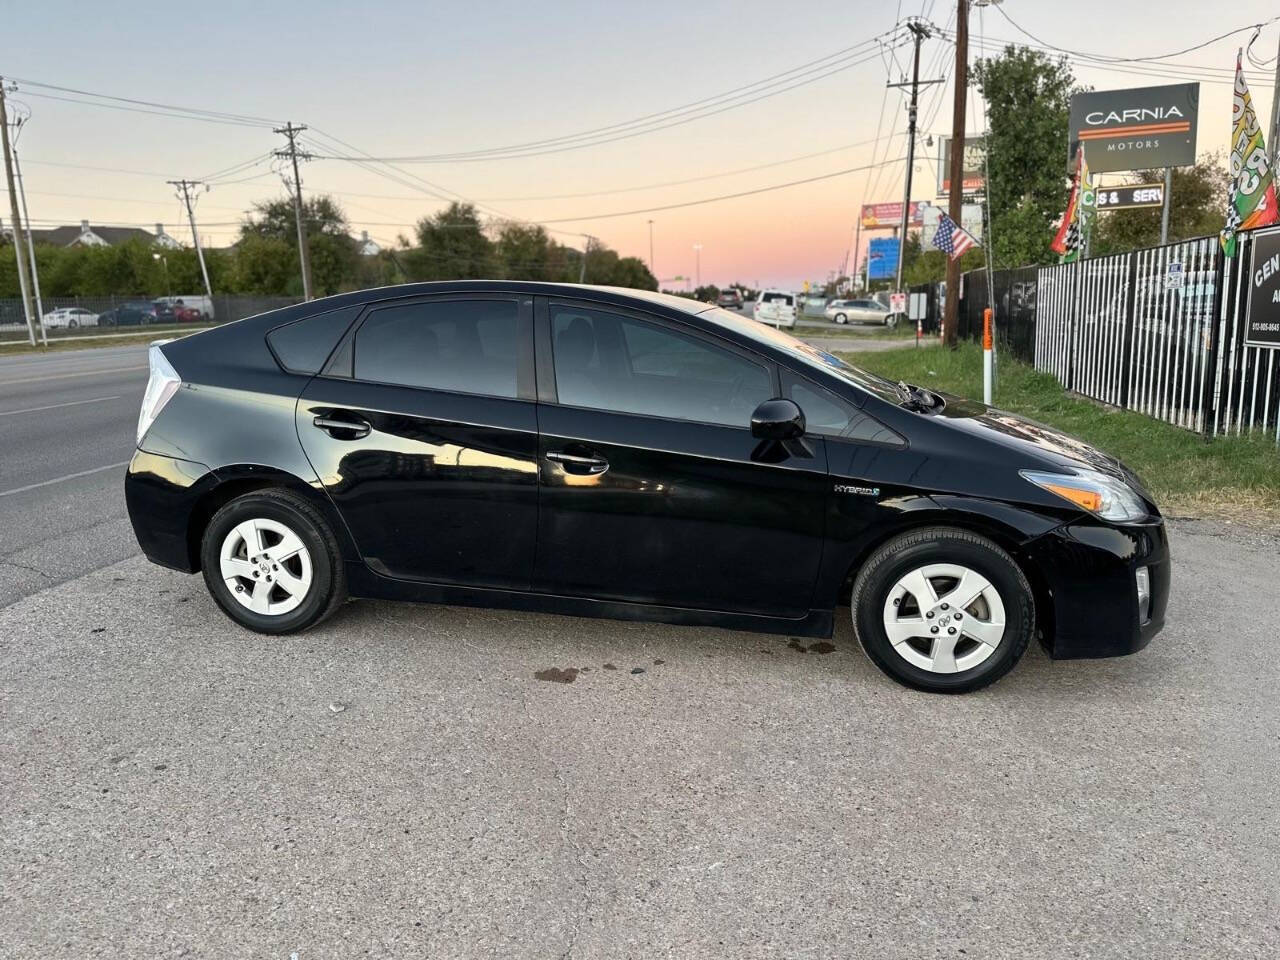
[861,201,925,229]
[1068,83,1199,174]
[867,237,900,280]
[937,136,986,195]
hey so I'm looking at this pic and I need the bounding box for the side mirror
[751,398,805,440]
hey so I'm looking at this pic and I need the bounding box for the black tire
[850,526,1034,694]
[69,318,78,328]
[200,489,347,634]
[834,313,847,324]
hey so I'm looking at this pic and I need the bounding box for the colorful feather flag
[1222,50,1277,257]
[1052,146,1096,263]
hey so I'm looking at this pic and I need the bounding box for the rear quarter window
[266,306,362,374]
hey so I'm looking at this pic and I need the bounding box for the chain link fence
[0,294,301,341]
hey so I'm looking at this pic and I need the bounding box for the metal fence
[956,231,1280,444]
[0,294,301,340]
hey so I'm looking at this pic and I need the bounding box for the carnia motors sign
[1068,83,1199,174]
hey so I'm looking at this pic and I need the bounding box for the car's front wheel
[834,312,847,324]
[885,313,898,328]
[200,489,347,634]
[851,527,1034,693]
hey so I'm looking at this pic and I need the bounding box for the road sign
[1244,228,1280,349]
[1068,83,1199,174]
[1095,184,1165,210]
[1165,260,1184,290]
[890,292,907,315]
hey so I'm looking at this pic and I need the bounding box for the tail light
[137,343,182,445]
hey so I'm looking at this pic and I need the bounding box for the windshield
[698,305,902,402]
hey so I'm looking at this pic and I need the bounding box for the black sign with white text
[1245,228,1280,349]
[1095,184,1165,210]
[1068,83,1199,174]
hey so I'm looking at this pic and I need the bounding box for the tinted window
[783,370,904,445]
[761,292,793,304]
[267,306,360,374]
[354,299,518,397]
[551,305,772,427]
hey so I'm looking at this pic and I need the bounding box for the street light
[152,251,170,299]
[693,243,702,289]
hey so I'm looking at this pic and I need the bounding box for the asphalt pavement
[1,520,1277,958]
[0,345,148,608]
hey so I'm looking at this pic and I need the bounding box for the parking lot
[3,338,1279,958]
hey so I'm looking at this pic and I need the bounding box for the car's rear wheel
[885,313,898,328]
[851,527,1034,693]
[68,318,78,328]
[834,312,847,324]
[200,489,346,634]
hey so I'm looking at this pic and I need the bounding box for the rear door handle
[313,415,371,439]
[546,450,609,475]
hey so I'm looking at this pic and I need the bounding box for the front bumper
[1023,518,1170,659]
[124,449,213,573]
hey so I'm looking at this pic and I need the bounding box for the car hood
[926,392,1150,492]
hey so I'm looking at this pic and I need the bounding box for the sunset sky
[3,0,1278,289]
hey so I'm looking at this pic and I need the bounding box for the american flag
[930,211,979,261]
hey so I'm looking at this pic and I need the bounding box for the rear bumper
[124,449,213,573]
[1023,518,1170,659]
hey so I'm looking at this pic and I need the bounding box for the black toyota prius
[125,282,1168,693]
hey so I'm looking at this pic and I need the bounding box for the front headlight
[1020,468,1147,523]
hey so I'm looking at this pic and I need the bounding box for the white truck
[753,290,797,329]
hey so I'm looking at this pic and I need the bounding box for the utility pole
[941,1,969,348]
[648,220,655,276]
[274,122,314,301]
[11,125,45,344]
[890,19,937,302]
[0,80,37,345]
[694,243,703,288]
[579,236,592,283]
[168,179,214,302]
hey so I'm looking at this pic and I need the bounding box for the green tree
[973,47,1081,268]
[239,194,359,295]
[1092,157,1229,254]
[401,202,494,280]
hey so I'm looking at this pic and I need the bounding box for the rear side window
[783,370,904,445]
[267,306,361,374]
[761,292,793,305]
[353,299,518,398]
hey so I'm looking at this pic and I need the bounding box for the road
[1,521,1277,958]
[0,345,148,607]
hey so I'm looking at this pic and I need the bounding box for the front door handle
[313,415,371,439]
[546,450,609,475]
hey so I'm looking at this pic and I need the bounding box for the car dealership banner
[1244,228,1280,348]
[1068,83,1199,174]
[860,201,925,230]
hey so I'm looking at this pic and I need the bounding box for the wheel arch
[184,465,359,573]
[829,498,1062,650]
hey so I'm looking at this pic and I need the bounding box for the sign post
[982,308,993,405]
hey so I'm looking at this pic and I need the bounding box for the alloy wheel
[219,517,313,616]
[881,563,1006,674]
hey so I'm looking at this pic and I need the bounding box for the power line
[993,8,1280,65]
[349,29,905,164]
[7,76,283,126]
[16,91,274,128]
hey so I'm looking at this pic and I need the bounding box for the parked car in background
[754,290,797,329]
[41,307,99,328]
[173,304,203,323]
[825,298,899,326]
[155,295,214,320]
[717,289,743,310]
[125,281,1169,693]
[152,301,177,323]
[98,301,159,326]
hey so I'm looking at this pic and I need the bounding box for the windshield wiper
[896,379,941,412]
